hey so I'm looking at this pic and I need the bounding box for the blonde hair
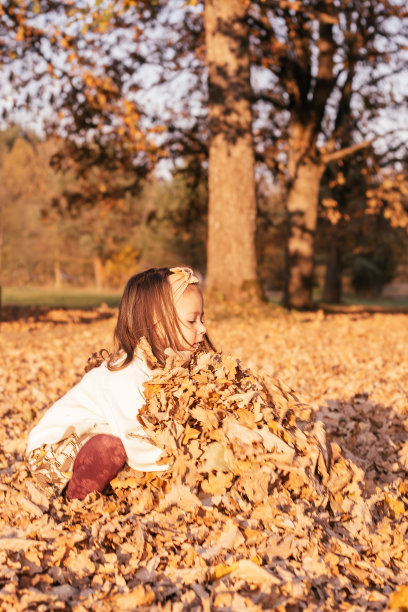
[86,267,214,371]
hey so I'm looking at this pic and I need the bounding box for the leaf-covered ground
[1,305,408,611]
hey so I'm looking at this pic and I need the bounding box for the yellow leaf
[110,476,141,490]
[110,585,155,608]
[250,554,262,566]
[388,585,408,610]
[182,423,201,444]
[210,561,239,581]
[268,420,279,434]
[144,383,163,398]
[220,356,238,380]
[235,407,256,428]
[385,494,405,517]
[200,442,232,472]
[211,559,280,585]
[64,549,95,576]
[398,482,408,495]
[201,471,233,495]
[15,27,25,42]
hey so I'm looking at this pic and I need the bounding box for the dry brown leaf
[109,584,155,608]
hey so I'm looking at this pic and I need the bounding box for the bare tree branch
[323,139,374,164]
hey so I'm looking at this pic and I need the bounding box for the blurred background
[1,0,408,309]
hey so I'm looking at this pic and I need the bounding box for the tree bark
[322,223,343,303]
[0,179,4,277]
[0,181,4,324]
[204,0,259,300]
[93,256,106,290]
[283,136,324,309]
[54,248,62,289]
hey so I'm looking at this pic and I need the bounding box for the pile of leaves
[1,311,408,610]
[137,348,408,609]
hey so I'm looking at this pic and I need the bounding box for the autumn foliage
[2,1,408,304]
[1,308,408,609]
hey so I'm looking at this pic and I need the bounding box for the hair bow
[169,266,199,302]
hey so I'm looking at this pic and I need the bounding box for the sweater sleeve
[26,366,113,453]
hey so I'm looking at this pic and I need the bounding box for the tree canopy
[1,0,408,303]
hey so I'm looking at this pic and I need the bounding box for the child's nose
[198,320,206,334]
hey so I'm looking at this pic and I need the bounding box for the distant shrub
[351,245,396,296]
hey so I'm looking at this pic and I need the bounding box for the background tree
[249,0,408,307]
[204,0,259,298]
[319,150,408,302]
[0,0,167,193]
[2,0,408,305]
[1,0,260,297]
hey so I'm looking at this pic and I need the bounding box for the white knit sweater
[26,355,167,472]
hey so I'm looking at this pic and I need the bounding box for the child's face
[174,286,207,350]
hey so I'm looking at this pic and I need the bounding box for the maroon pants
[65,434,126,501]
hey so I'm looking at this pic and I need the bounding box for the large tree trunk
[322,222,343,303]
[283,156,324,309]
[0,183,4,324]
[93,255,106,290]
[204,0,259,300]
[54,248,62,289]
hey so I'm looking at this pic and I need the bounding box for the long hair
[86,267,214,371]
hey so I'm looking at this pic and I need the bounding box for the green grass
[2,285,408,311]
[266,288,408,309]
[340,293,408,308]
[1,286,122,309]
[312,287,408,309]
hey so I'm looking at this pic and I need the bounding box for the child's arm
[26,367,110,454]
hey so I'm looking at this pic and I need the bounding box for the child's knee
[66,434,126,500]
[74,434,126,470]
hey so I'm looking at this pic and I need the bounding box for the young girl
[26,266,214,501]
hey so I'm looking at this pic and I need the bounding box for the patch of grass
[312,287,408,309]
[340,293,408,308]
[3,285,407,312]
[1,286,122,309]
